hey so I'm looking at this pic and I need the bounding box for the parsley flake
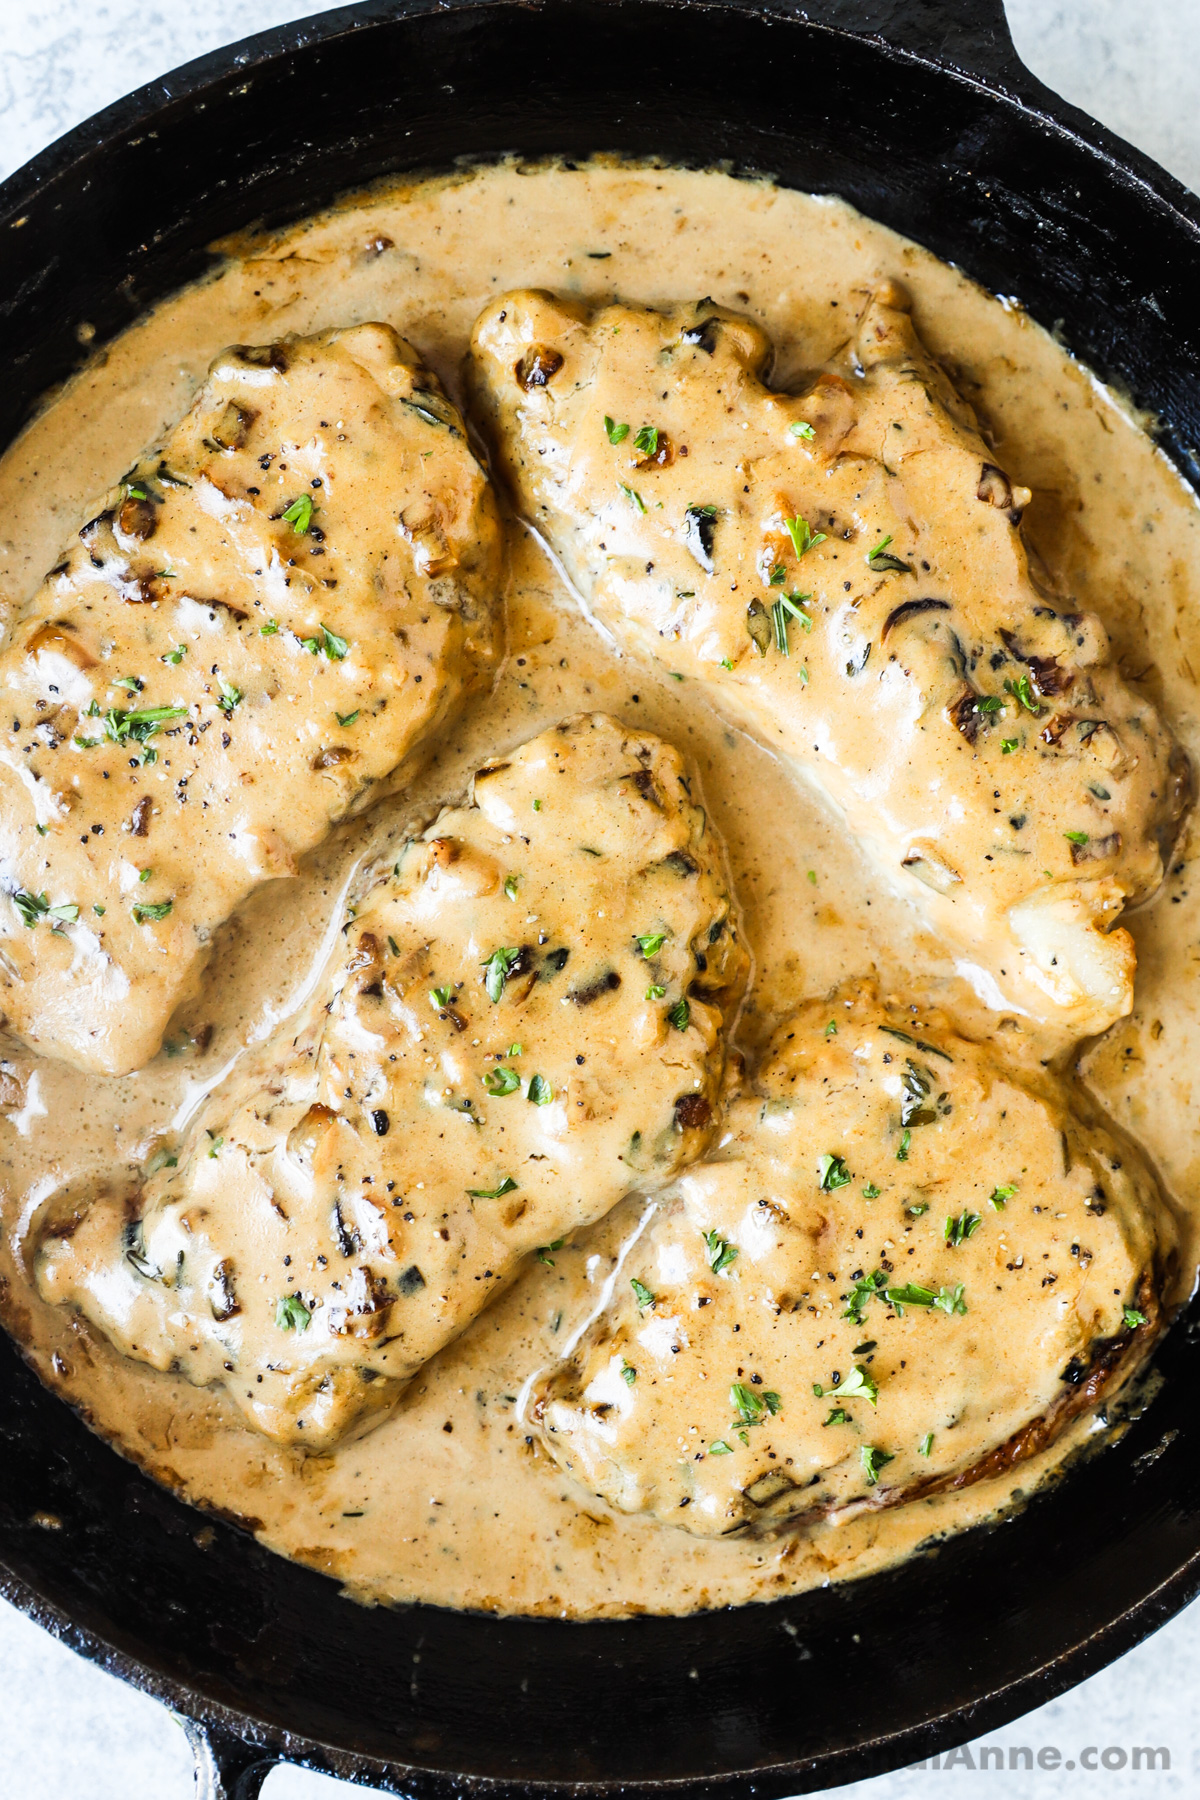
[785,515,826,559]
[704,1230,739,1275]
[467,1177,518,1199]
[483,945,521,1003]
[275,1294,311,1331]
[131,899,173,924]
[860,1444,894,1486]
[281,494,314,535]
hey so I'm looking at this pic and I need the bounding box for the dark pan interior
[3,2,1200,1793]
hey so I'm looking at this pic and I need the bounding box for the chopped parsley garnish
[770,590,813,656]
[817,1152,852,1191]
[621,1360,637,1384]
[886,1280,968,1316]
[504,874,520,901]
[975,694,1004,715]
[630,1277,656,1310]
[467,1177,518,1199]
[11,890,79,929]
[906,1202,929,1219]
[633,425,660,456]
[138,868,152,883]
[919,1432,934,1457]
[275,1294,311,1331]
[301,623,350,660]
[336,709,359,727]
[527,1073,553,1106]
[867,534,912,573]
[824,1407,851,1427]
[281,494,315,535]
[207,1133,223,1157]
[218,678,242,716]
[604,416,630,445]
[161,645,187,665]
[842,1270,888,1324]
[537,1238,564,1266]
[1004,672,1042,715]
[131,899,173,924]
[1124,1306,1148,1329]
[730,1382,781,1427]
[896,1129,911,1161]
[125,484,149,501]
[860,1444,894,1486]
[704,1230,739,1275]
[483,945,521,1003]
[990,1183,1016,1210]
[944,1210,982,1247]
[862,1182,882,1199]
[1064,829,1089,847]
[832,1364,878,1406]
[619,482,646,514]
[667,997,690,1031]
[645,983,666,1001]
[97,702,187,752]
[636,931,667,958]
[1001,738,1019,754]
[483,1066,521,1096]
[785,515,826,559]
[112,676,143,693]
[709,1440,732,1455]
[789,421,816,440]
[261,619,280,636]
[846,1271,968,1320]
[429,985,454,1010]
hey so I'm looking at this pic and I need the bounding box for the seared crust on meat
[36,715,747,1448]
[530,985,1171,1538]
[0,323,500,1074]
[470,286,1187,1037]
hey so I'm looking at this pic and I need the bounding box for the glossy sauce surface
[0,163,1198,1618]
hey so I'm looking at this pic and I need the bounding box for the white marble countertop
[1,2,1199,1794]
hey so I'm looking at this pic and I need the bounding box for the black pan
[2,2,1200,1795]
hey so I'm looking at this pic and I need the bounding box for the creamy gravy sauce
[0,163,1198,1617]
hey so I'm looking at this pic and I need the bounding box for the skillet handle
[820,0,1036,94]
[183,1716,281,1799]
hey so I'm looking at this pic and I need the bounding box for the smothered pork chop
[471,285,1185,1039]
[530,987,1170,1537]
[37,715,746,1447]
[0,322,500,1074]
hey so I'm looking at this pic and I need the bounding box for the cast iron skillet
[2,1,1200,1794]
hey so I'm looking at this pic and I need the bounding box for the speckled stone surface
[0,2,1198,1794]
